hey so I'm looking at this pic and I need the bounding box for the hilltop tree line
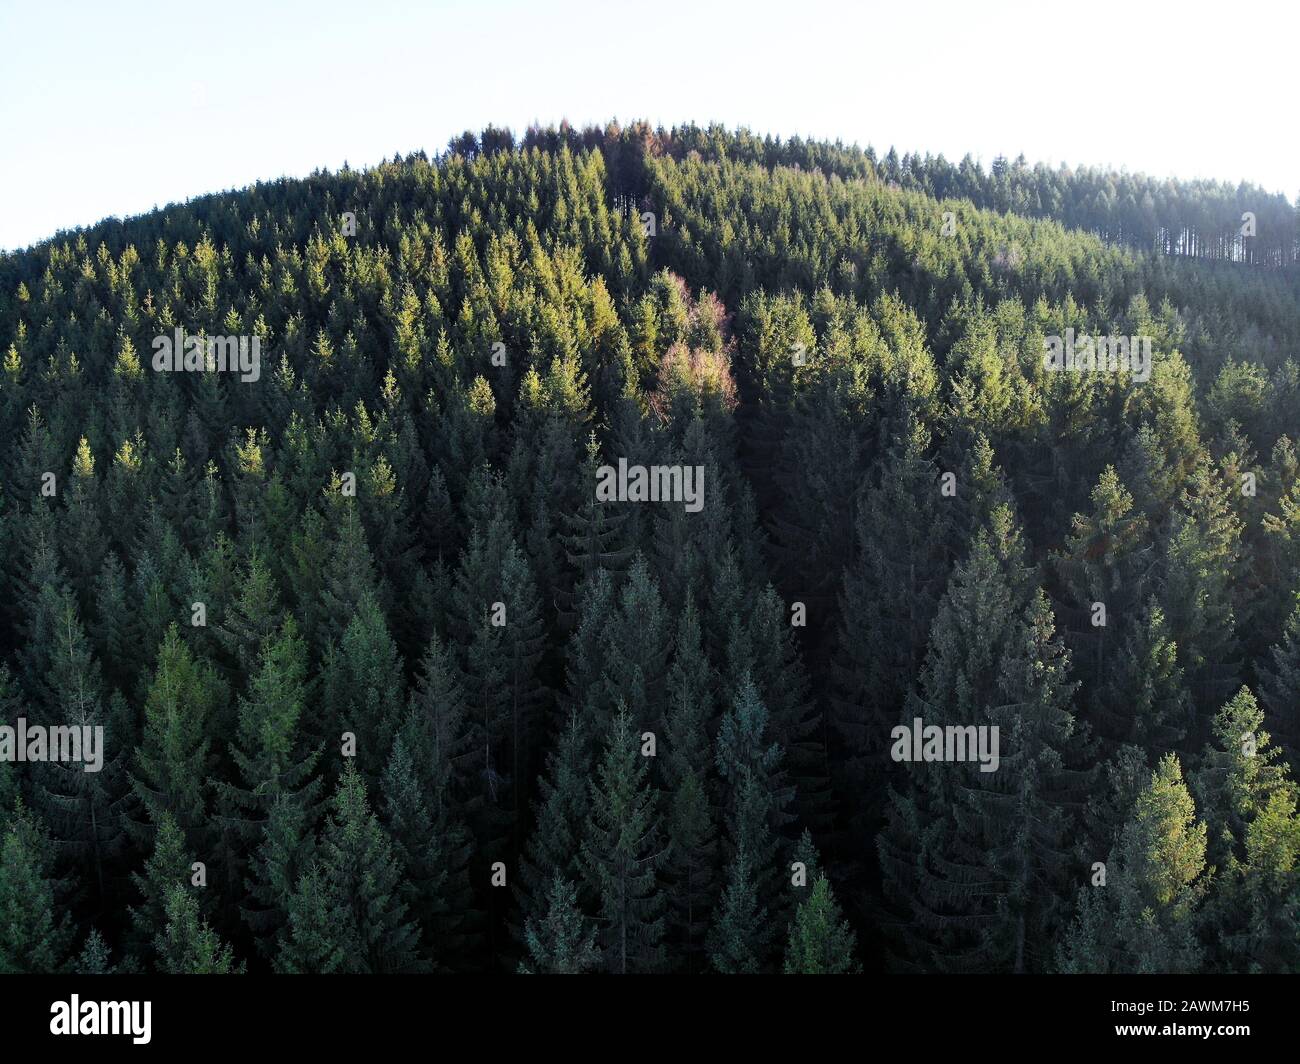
[0,121,1298,974]
[457,122,1300,267]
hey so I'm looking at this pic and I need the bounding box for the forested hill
[1,120,1298,975]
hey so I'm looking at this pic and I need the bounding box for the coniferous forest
[3,120,1300,978]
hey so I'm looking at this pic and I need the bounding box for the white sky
[1,0,1294,251]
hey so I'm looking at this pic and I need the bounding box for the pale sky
[1,0,1294,251]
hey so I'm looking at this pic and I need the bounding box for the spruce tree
[498,541,548,833]
[1057,754,1207,973]
[244,793,316,961]
[714,673,795,950]
[320,592,405,782]
[784,874,861,974]
[707,847,767,973]
[1052,466,1162,748]
[558,432,632,598]
[517,711,590,934]
[0,801,70,973]
[598,556,670,736]
[518,874,600,974]
[878,505,1086,973]
[660,600,718,969]
[292,762,425,973]
[833,417,950,844]
[212,616,324,950]
[156,885,243,974]
[380,725,472,969]
[127,810,201,968]
[1192,687,1300,971]
[1259,594,1300,767]
[26,588,128,900]
[132,625,223,852]
[580,704,666,973]
[1162,459,1246,721]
